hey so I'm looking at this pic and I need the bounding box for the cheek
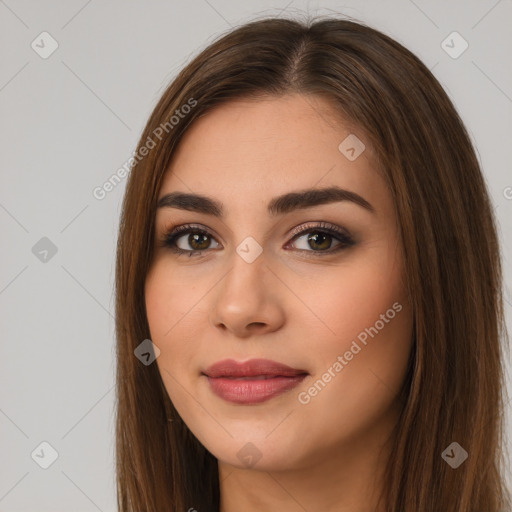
[145,263,204,412]
[145,261,203,341]
[145,264,195,387]
[300,240,413,408]
[297,243,413,425]
[306,244,407,351]
[145,261,217,380]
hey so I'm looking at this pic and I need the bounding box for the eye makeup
[158,221,355,258]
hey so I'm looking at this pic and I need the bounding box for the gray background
[1,0,511,510]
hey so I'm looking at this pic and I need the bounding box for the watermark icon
[31,441,59,469]
[441,31,469,59]
[31,31,59,59]
[236,236,263,263]
[441,442,468,469]
[236,442,262,468]
[134,339,160,365]
[32,237,58,263]
[298,301,403,405]
[503,186,512,200]
[92,97,197,200]
[338,133,366,161]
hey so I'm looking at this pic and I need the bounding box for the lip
[204,358,307,378]
[203,358,308,404]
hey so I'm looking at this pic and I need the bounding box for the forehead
[159,94,384,211]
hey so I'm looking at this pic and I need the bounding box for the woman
[114,15,511,512]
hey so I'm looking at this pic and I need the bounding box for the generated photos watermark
[298,301,403,405]
[92,97,197,200]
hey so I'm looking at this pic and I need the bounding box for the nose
[209,249,285,338]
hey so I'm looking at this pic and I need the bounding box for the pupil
[309,232,331,250]
[190,233,209,250]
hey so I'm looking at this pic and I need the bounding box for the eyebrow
[156,186,375,216]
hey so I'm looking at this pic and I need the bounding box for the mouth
[202,358,308,404]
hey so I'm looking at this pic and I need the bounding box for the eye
[159,221,354,257]
[286,222,355,256]
[160,224,220,256]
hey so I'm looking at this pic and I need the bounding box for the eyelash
[159,222,355,258]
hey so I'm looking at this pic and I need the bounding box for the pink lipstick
[203,358,308,404]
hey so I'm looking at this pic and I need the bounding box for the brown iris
[306,232,332,251]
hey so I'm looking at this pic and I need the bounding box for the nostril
[248,322,266,329]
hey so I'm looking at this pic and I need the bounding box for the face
[145,93,414,472]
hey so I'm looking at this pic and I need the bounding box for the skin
[145,93,414,512]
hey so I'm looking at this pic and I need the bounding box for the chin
[203,434,304,472]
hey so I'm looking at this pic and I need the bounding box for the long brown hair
[114,14,511,511]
